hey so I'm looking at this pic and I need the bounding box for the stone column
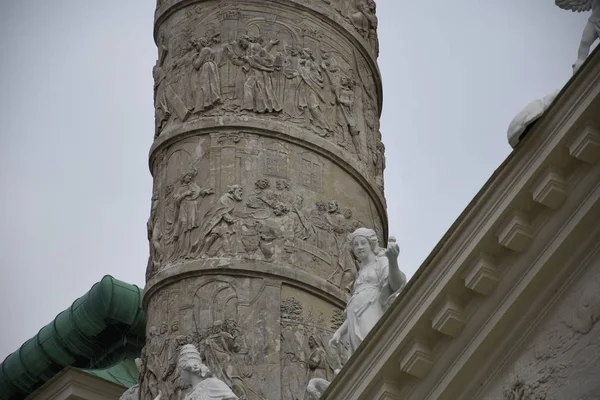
[142,0,386,399]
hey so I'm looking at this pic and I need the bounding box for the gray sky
[0,0,590,360]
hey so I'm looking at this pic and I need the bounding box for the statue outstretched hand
[385,236,400,262]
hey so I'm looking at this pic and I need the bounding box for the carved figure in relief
[370,140,385,189]
[169,169,215,261]
[192,185,244,257]
[556,0,600,73]
[246,178,276,218]
[202,320,250,399]
[326,201,358,291]
[236,36,282,113]
[309,201,336,250]
[153,65,190,138]
[329,229,406,354]
[177,344,238,400]
[188,36,223,113]
[350,0,379,54]
[297,49,333,136]
[333,76,361,158]
[305,335,333,383]
[147,190,162,281]
[141,326,168,400]
[282,45,303,119]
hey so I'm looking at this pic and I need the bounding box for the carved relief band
[143,0,386,398]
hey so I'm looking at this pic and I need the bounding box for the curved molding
[152,0,383,115]
[149,117,389,238]
[143,257,350,312]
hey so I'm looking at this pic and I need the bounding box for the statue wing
[555,0,594,12]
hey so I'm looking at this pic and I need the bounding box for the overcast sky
[0,1,590,360]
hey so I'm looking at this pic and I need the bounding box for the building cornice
[324,47,600,399]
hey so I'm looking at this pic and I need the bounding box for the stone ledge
[531,166,568,210]
[431,296,466,337]
[497,211,533,252]
[398,340,434,379]
[463,253,500,296]
[568,123,600,164]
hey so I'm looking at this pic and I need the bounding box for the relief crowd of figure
[134,227,407,400]
[151,6,385,180]
[147,175,369,294]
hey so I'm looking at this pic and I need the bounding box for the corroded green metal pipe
[0,276,145,400]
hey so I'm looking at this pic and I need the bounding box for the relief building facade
[141,0,385,399]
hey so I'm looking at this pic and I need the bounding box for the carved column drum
[142,0,386,398]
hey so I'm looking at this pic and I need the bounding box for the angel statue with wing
[556,0,600,73]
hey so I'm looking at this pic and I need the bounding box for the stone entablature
[324,49,600,399]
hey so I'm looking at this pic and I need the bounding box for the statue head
[160,322,169,335]
[255,178,270,190]
[238,35,250,49]
[308,335,317,349]
[171,320,179,332]
[316,201,327,213]
[275,179,289,191]
[273,202,290,216]
[177,344,211,386]
[343,208,353,220]
[228,184,244,201]
[181,169,197,184]
[348,227,381,263]
[327,200,339,214]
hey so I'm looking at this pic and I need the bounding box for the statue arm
[330,320,348,347]
[385,238,406,292]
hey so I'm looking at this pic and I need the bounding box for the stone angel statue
[329,228,407,356]
[555,0,600,73]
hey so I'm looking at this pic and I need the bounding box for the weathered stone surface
[482,256,600,400]
[142,1,386,399]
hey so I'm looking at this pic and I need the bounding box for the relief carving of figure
[192,185,244,257]
[168,170,214,262]
[305,335,333,383]
[333,76,362,158]
[325,201,358,292]
[153,61,190,138]
[177,344,238,400]
[310,201,336,250]
[297,49,333,136]
[146,190,162,281]
[236,36,282,113]
[350,0,379,54]
[202,320,249,399]
[291,194,314,242]
[141,326,168,400]
[281,45,302,119]
[246,178,275,218]
[329,229,407,354]
[370,140,385,189]
[188,35,223,113]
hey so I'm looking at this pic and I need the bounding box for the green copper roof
[81,358,139,388]
[0,276,146,400]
